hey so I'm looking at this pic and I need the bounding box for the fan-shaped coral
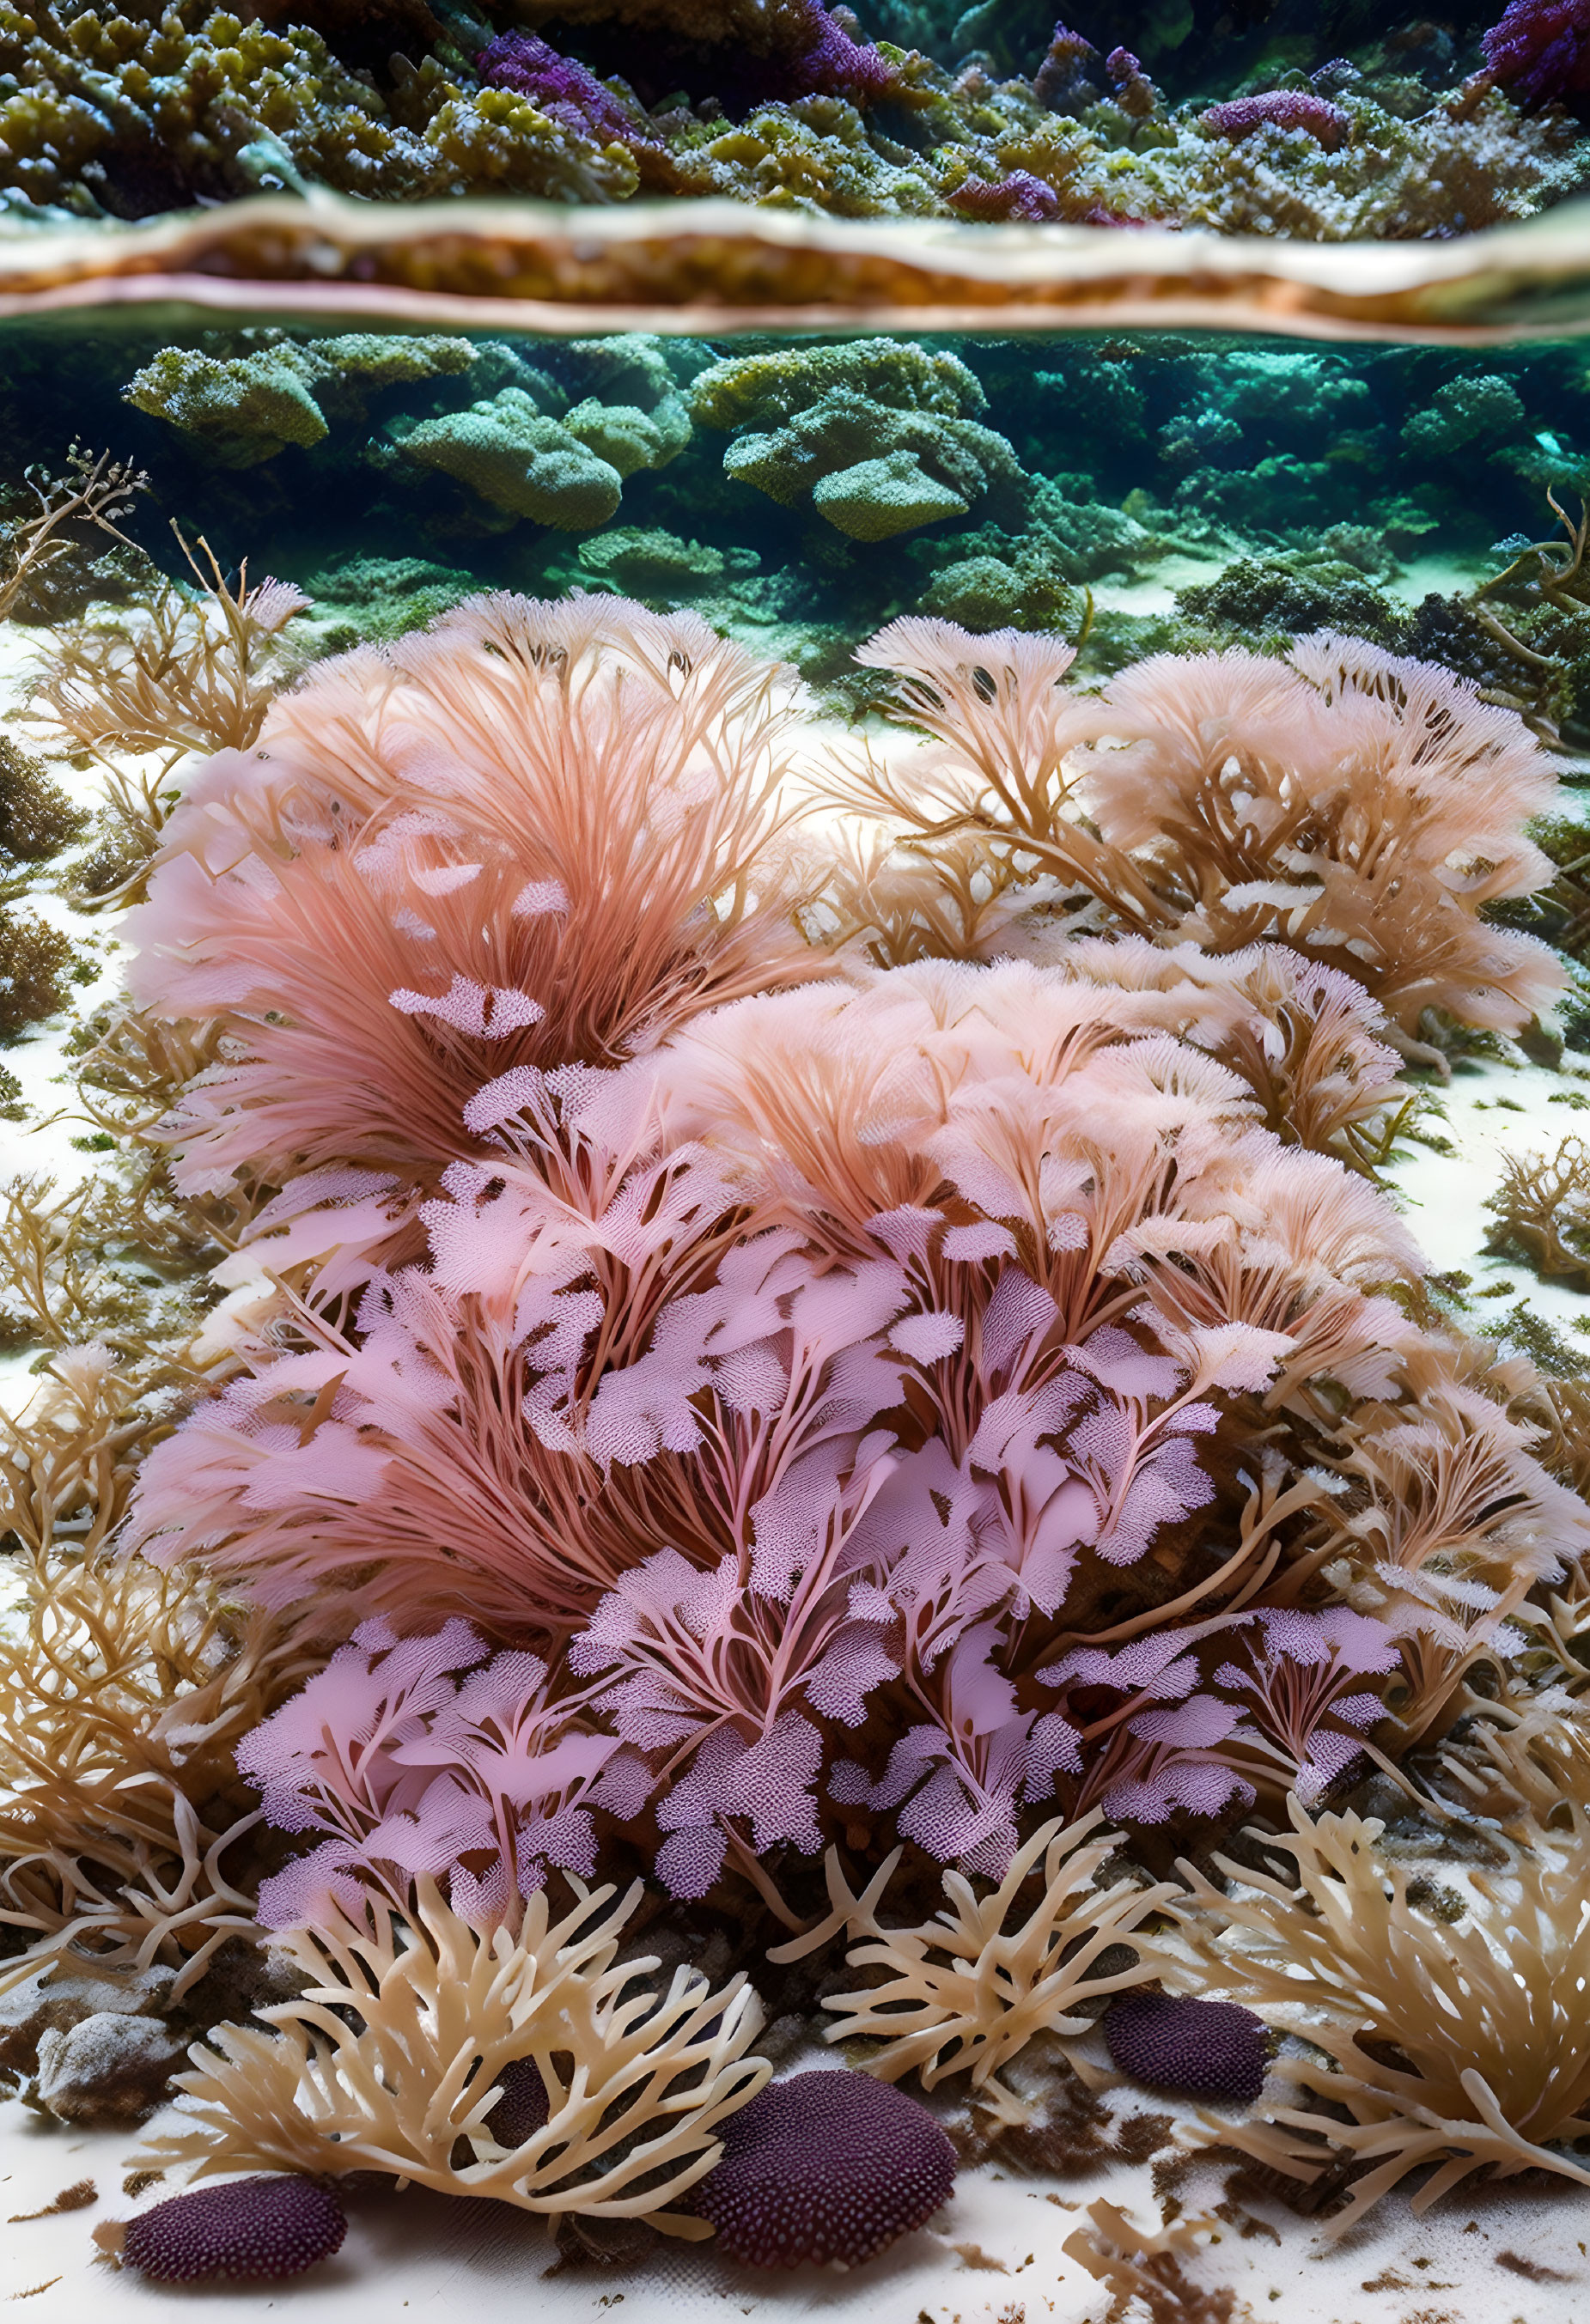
[238,1615,651,1929]
[124,593,813,1272]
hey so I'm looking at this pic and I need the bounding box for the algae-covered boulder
[557,332,697,477]
[564,395,691,479]
[393,338,696,529]
[692,337,1026,539]
[397,387,624,528]
[575,526,755,594]
[125,334,478,466]
[917,551,1079,630]
[813,449,969,540]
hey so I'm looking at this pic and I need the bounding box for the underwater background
[3,6,1590,2322]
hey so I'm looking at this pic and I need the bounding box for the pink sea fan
[1210,1605,1400,1804]
[125,594,815,1266]
[123,1135,761,1633]
[1203,90,1349,147]
[237,1616,648,1931]
[831,1621,1082,1876]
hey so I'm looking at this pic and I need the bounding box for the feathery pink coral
[237,1616,649,1930]
[120,603,1588,1910]
[125,593,813,1271]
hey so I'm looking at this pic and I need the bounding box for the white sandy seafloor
[3,607,1590,2318]
[1,2073,1589,2323]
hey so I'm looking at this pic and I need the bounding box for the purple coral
[950,170,1066,222]
[695,2070,955,2266]
[1105,46,1160,119]
[477,32,653,146]
[1033,21,1098,111]
[789,5,896,105]
[1104,1992,1268,2103]
[1203,90,1349,149]
[1483,0,1590,105]
[121,2176,346,2282]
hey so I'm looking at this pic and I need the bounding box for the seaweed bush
[4,587,1590,2272]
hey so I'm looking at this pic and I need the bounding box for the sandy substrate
[1,2072,1588,2322]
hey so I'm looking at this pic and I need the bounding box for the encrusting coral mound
[5,587,1590,2277]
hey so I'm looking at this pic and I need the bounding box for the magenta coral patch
[122,2175,347,2283]
[1104,1992,1267,2102]
[1483,0,1590,104]
[950,171,1065,222]
[792,7,896,105]
[476,32,650,146]
[696,2069,955,2266]
[1203,90,1349,148]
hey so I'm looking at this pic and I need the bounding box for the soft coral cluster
[124,593,812,1278]
[119,597,1585,1938]
[834,620,1563,1064]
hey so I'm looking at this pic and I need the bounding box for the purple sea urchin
[1104,1992,1267,2104]
[120,2175,347,2281]
[486,2056,551,2147]
[695,2069,955,2266]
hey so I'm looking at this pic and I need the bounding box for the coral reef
[0,1,1584,234]
[116,605,1583,1935]
[3,479,1590,2295]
